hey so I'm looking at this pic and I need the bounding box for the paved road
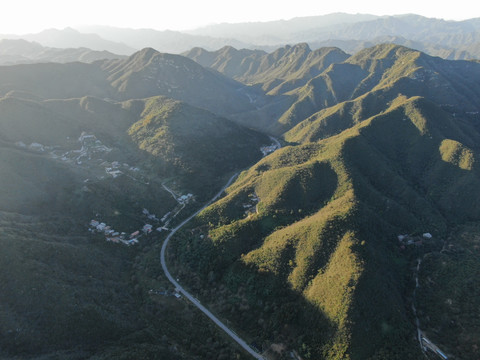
[160,173,264,360]
[413,257,449,359]
[268,136,281,150]
[162,182,179,201]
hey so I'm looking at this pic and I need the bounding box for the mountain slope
[104,48,259,115]
[17,27,135,55]
[0,39,125,65]
[0,47,263,118]
[125,96,269,193]
[169,94,480,359]
[0,90,268,359]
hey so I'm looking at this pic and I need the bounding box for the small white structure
[178,193,194,203]
[106,169,123,178]
[29,143,45,152]
[423,233,433,239]
[96,223,106,231]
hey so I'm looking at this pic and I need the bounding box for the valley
[1,21,480,359]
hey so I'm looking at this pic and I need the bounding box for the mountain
[76,25,254,54]
[2,40,480,360]
[275,44,480,134]
[309,36,478,60]
[161,44,480,360]
[191,43,480,136]
[104,48,260,115]
[0,27,136,55]
[0,81,268,359]
[184,43,350,94]
[124,96,269,193]
[318,15,480,43]
[0,47,264,117]
[171,93,480,359]
[188,14,480,60]
[187,13,380,43]
[2,14,479,60]
[0,61,113,100]
[0,39,125,65]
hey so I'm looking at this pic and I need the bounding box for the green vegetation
[417,224,480,360]
[127,96,269,195]
[170,91,480,359]
[0,74,267,358]
[185,44,350,95]
[2,43,480,360]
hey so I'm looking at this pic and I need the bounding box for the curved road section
[160,173,265,360]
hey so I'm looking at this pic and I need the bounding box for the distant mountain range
[1,14,480,60]
[0,39,126,65]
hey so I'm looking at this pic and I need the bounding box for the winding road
[412,257,449,359]
[268,136,281,149]
[160,173,265,360]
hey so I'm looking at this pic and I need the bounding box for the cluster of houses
[35,130,147,183]
[260,143,279,157]
[397,232,433,249]
[143,208,171,232]
[88,207,173,246]
[61,132,113,165]
[103,160,141,179]
[177,193,194,204]
[243,193,259,216]
[89,219,146,245]
[15,141,54,152]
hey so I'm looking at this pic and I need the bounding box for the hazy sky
[1,0,478,34]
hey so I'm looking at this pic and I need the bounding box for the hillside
[0,39,125,65]
[7,27,136,55]
[125,96,269,193]
[169,94,480,359]
[0,47,264,119]
[0,90,268,359]
[104,48,261,115]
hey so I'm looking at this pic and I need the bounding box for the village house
[143,224,153,233]
[96,222,107,231]
[178,193,194,203]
